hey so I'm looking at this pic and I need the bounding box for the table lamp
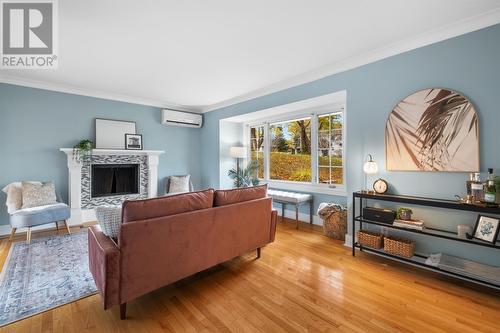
[363,154,378,193]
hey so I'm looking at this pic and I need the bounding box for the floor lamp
[230,146,247,187]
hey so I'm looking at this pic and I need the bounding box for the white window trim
[246,91,347,197]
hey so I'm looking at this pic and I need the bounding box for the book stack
[393,219,425,231]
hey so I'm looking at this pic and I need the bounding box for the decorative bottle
[470,172,483,203]
[466,172,474,196]
[484,168,496,204]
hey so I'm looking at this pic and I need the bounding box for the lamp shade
[230,146,247,158]
[363,155,378,174]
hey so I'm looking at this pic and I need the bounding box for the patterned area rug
[0,232,97,326]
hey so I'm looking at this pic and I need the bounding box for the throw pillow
[95,205,122,239]
[21,181,57,209]
[168,175,191,193]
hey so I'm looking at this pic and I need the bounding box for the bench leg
[281,203,285,223]
[55,221,59,230]
[257,247,261,259]
[310,201,313,224]
[295,204,299,229]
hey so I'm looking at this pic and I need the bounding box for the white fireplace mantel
[60,148,164,224]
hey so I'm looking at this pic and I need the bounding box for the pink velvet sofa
[88,185,277,319]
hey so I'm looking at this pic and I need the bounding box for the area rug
[0,232,97,326]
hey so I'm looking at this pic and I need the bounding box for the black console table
[352,191,500,290]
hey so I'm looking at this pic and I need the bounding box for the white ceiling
[2,0,500,112]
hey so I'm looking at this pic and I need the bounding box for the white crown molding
[1,7,500,114]
[200,7,500,113]
[0,74,202,113]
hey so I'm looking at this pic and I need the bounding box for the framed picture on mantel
[385,88,479,172]
[125,133,143,150]
[95,118,136,149]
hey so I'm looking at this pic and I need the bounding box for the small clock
[373,178,388,194]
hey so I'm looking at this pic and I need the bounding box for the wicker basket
[384,236,415,258]
[323,210,347,240]
[357,230,383,249]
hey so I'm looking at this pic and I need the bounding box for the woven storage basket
[384,236,415,258]
[357,230,383,249]
[323,210,347,240]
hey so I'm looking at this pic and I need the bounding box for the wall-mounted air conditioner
[161,109,203,128]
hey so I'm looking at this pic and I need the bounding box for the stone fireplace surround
[60,148,164,225]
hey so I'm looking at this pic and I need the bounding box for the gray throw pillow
[21,181,57,209]
[95,205,122,239]
[169,175,190,193]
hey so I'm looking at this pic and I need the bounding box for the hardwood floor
[1,220,499,332]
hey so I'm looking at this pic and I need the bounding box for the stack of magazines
[426,253,500,285]
[392,219,425,231]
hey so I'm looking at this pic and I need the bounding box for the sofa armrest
[88,225,120,309]
[270,209,278,242]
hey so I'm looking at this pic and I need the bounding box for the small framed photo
[472,215,500,244]
[125,134,143,150]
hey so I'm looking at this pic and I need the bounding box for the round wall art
[385,88,479,172]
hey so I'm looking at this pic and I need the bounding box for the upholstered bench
[267,189,313,229]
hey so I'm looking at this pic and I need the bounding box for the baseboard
[277,208,323,226]
[344,233,353,247]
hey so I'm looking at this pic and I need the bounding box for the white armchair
[2,182,71,243]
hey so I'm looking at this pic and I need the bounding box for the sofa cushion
[95,205,122,239]
[214,184,268,207]
[122,188,215,223]
[21,181,57,209]
[10,203,70,228]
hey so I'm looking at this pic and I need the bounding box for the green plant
[396,207,413,219]
[228,160,260,188]
[73,139,94,163]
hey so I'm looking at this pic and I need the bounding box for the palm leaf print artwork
[386,88,479,171]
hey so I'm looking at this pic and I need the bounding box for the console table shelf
[352,191,500,290]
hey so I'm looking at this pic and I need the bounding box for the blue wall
[0,84,201,226]
[200,24,500,265]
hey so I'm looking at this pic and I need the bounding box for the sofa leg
[120,303,127,320]
[9,228,16,241]
[64,220,71,235]
[26,227,32,244]
[257,247,261,259]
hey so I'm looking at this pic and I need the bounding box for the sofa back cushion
[214,184,268,207]
[122,189,214,223]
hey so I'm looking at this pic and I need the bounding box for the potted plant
[397,208,413,221]
[228,160,260,188]
[73,139,94,163]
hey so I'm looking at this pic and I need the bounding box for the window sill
[264,180,347,196]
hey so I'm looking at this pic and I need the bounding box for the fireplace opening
[91,164,139,198]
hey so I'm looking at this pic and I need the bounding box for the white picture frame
[95,119,136,149]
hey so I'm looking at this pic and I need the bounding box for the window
[269,117,311,182]
[247,105,345,193]
[250,125,264,178]
[318,112,343,185]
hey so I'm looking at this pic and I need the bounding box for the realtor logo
[1,0,58,68]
